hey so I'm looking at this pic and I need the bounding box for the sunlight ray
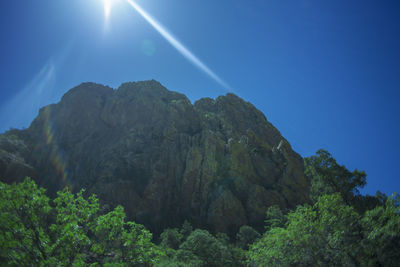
[124,0,232,91]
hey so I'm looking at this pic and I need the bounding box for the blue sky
[0,0,399,195]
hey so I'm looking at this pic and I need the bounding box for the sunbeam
[123,0,232,91]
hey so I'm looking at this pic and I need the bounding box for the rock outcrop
[0,80,309,236]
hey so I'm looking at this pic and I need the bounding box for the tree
[49,188,98,265]
[248,194,362,266]
[304,149,366,204]
[0,178,51,265]
[0,178,163,266]
[159,228,183,250]
[179,220,193,239]
[352,190,387,214]
[178,229,233,267]
[264,205,286,230]
[361,194,400,266]
[235,225,260,249]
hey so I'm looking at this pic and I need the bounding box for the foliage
[248,194,362,266]
[157,227,246,267]
[177,229,233,267]
[352,190,387,214]
[235,225,260,249]
[305,149,390,215]
[264,205,287,230]
[0,179,246,266]
[0,178,163,266]
[179,220,193,239]
[159,228,183,250]
[248,150,400,266]
[361,194,400,266]
[304,149,366,204]
[248,193,400,266]
[0,178,51,265]
[2,149,399,267]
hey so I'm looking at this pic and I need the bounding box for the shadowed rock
[0,80,309,236]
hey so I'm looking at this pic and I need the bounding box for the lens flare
[41,107,70,188]
[124,0,232,91]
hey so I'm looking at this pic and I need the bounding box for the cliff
[0,80,309,236]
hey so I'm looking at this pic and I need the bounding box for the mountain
[0,80,309,236]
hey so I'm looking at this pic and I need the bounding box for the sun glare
[104,0,114,20]
[101,0,232,91]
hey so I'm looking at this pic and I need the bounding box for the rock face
[0,80,309,235]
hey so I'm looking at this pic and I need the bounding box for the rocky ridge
[0,80,309,235]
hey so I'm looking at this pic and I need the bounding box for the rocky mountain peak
[0,80,309,236]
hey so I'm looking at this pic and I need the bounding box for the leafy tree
[235,225,260,249]
[229,246,247,267]
[215,232,247,266]
[178,229,233,267]
[215,232,230,246]
[361,194,400,266]
[159,228,183,250]
[179,220,193,239]
[352,191,387,214]
[248,150,400,267]
[0,178,163,266]
[264,205,286,230]
[0,178,51,265]
[248,194,362,266]
[49,188,98,265]
[305,149,366,204]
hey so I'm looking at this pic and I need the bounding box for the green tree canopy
[159,228,183,250]
[177,229,233,267]
[361,194,400,266]
[305,149,367,204]
[248,192,400,267]
[0,178,163,266]
[0,177,51,265]
[264,205,287,231]
[235,225,260,250]
[248,194,363,266]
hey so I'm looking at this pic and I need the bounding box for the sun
[104,0,112,20]
[103,0,120,20]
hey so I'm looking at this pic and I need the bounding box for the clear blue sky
[0,0,399,195]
